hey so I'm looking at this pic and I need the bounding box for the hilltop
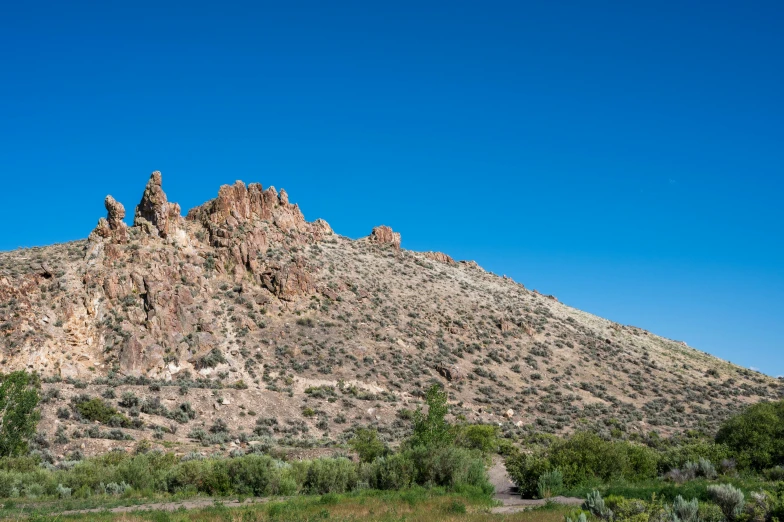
[0,172,779,457]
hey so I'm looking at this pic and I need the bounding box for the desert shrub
[194,349,226,370]
[658,441,731,474]
[73,398,128,426]
[56,483,72,498]
[745,491,771,522]
[698,502,726,522]
[362,453,415,490]
[114,451,178,492]
[166,458,229,495]
[118,392,139,408]
[604,496,646,519]
[672,495,699,522]
[537,468,563,499]
[302,457,357,494]
[764,466,784,481]
[716,400,784,470]
[225,455,281,496]
[101,481,131,495]
[407,445,491,493]
[507,432,658,497]
[584,490,613,520]
[455,424,499,453]
[707,484,745,521]
[505,452,552,498]
[697,458,718,479]
[349,428,388,463]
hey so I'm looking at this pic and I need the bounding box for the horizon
[1,1,782,376]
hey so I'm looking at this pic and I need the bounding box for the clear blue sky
[1,1,782,375]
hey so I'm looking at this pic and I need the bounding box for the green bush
[716,400,784,471]
[74,398,128,426]
[707,484,745,521]
[349,428,388,463]
[455,424,499,453]
[672,495,699,522]
[506,432,658,497]
[584,490,613,520]
[302,458,357,494]
[537,469,563,499]
[658,441,731,474]
[0,371,41,457]
[362,453,415,490]
[408,384,453,448]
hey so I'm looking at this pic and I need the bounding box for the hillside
[0,171,779,458]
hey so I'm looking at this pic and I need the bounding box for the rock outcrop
[134,171,182,238]
[423,251,455,264]
[90,196,128,242]
[436,363,463,381]
[369,225,401,249]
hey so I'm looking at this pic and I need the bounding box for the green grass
[0,488,572,522]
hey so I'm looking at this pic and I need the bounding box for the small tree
[0,371,41,456]
[409,384,453,448]
[349,428,388,463]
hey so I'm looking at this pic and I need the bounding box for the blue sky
[1,1,782,374]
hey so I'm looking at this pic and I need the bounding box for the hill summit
[0,172,779,457]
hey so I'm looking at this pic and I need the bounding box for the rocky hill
[0,172,779,458]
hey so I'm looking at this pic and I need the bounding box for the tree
[349,428,388,463]
[0,371,41,457]
[716,400,784,470]
[409,384,453,448]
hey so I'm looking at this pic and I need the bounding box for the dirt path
[488,457,583,514]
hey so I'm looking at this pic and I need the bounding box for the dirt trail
[488,457,583,514]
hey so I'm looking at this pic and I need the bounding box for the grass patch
[0,488,570,521]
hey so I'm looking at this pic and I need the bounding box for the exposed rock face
[261,259,314,301]
[423,251,455,264]
[436,363,463,381]
[1,167,779,454]
[370,225,401,249]
[134,171,182,238]
[90,196,128,242]
[105,196,126,229]
[186,180,328,289]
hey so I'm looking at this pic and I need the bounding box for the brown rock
[436,363,463,381]
[423,251,455,264]
[369,225,401,249]
[262,260,314,301]
[90,195,128,242]
[134,171,181,238]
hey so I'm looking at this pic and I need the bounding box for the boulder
[436,363,463,381]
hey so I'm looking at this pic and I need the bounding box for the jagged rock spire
[134,171,182,238]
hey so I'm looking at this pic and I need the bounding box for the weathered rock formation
[90,196,128,242]
[134,171,182,238]
[423,251,455,264]
[369,225,401,249]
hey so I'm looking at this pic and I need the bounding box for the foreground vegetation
[504,398,784,522]
[2,369,784,521]
[0,488,565,521]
